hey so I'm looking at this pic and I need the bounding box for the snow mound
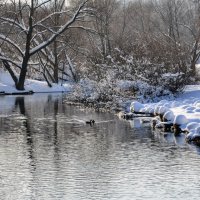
[173,114,188,125]
[186,126,200,142]
[158,106,169,115]
[130,101,144,112]
[145,106,155,114]
[195,102,200,108]
[163,111,175,121]
[171,101,181,108]
[185,122,200,132]
[186,130,196,141]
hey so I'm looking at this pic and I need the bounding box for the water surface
[0,94,200,200]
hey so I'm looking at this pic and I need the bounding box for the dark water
[0,94,200,200]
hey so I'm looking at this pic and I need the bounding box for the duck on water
[86,120,95,125]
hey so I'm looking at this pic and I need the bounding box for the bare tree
[87,0,119,62]
[152,0,200,76]
[0,0,88,90]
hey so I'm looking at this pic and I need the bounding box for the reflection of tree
[15,97,26,115]
[43,95,59,145]
[39,94,61,162]
[14,95,64,167]
[0,94,71,198]
[14,96,35,168]
[53,98,59,150]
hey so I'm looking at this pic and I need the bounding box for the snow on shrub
[81,48,188,103]
[70,78,117,103]
[130,101,144,112]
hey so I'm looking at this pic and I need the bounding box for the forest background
[0,0,200,102]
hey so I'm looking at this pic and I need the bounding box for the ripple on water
[0,94,200,200]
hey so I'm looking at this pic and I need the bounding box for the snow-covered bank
[129,85,200,144]
[0,71,74,94]
[2,67,200,145]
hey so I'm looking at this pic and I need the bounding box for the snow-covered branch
[30,0,88,56]
[0,34,24,56]
[0,55,22,69]
[33,11,70,28]
[0,17,27,32]
[68,26,97,34]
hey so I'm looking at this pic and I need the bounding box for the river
[0,94,200,200]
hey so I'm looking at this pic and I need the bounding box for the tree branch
[0,55,22,69]
[0,34,24,56]
[30,0,88,56]
[0,17,27,33]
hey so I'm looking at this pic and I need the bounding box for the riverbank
[0,71,74,94]
[0,75,131,112]
[128,85,200,144]
[2,71,200,143]
[0,71,198,113]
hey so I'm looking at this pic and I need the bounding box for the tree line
[0,0,200,93]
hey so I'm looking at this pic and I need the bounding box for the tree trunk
[16,0,34,90]
[16,57,29,90]
[0,52,18,87]
[53,40,59,83]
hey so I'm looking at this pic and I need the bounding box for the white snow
[130,101,144,112]
[129,85,200,142]
[185,122,200,132]
[158,106,169,115]
[0,71,74,94]
[163,111,175,122]
[173,114,188,127]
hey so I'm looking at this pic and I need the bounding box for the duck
[86,120,95,125]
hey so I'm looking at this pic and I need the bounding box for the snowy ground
[130,85,200,142]
[0,71,74,94]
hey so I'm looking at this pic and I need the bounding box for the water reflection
[0,94,200,200]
